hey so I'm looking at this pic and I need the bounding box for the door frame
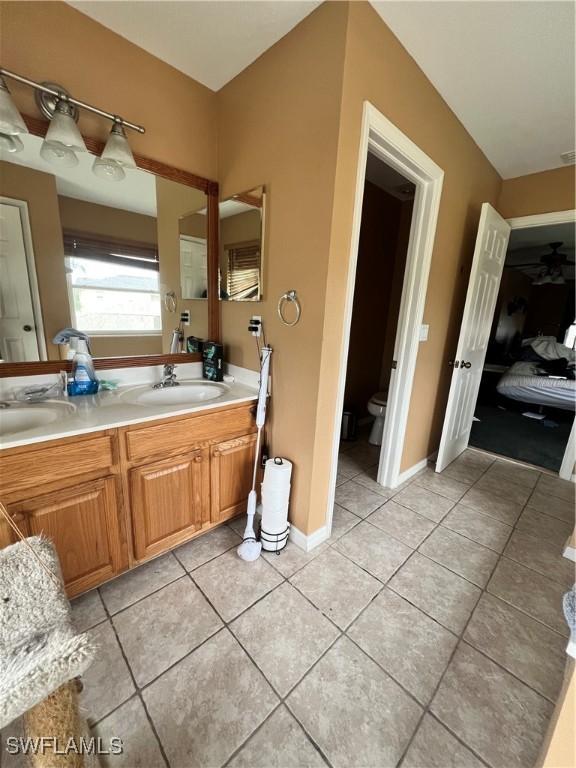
[505,208,576,481]
[329,101,444,504]
[0,196,47,361]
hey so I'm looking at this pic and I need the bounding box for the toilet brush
[238,345,272,562]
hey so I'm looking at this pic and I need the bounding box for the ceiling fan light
[92,156,126,182]
[44,99,87,152]
[40,139,79,167]
[100,121,136,168]
[0,76,29,136]
[0,132,24,153]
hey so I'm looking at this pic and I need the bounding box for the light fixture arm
[0,67,145,134]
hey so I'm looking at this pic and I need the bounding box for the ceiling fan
[512,242,575,284]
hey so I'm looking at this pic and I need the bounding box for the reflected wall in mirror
[0,131,208,363]
[219,186,265,301]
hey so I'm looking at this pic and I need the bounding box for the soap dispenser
[69,338,99,396]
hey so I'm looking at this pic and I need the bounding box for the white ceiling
[68,1,575,179]
[372,1,575,178]
[69,1,321,91]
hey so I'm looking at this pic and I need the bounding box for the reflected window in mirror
[0,132,208,362]
[219,186,265,302]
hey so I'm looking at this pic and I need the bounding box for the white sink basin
[0,401,76,437]
[121,380,229,407]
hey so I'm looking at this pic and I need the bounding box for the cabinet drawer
[0,435,115,496]
[125,404,256,461]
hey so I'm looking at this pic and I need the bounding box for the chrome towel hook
[277,290,301,326]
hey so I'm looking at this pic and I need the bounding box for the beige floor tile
[402,714,485,768]
[393,485,455,523]
[335,479,387,518]
[474,472,532,505]
[487,558,569,636]
[290,549,381,629]
[174,525,241,571]
[504,529,575,587]
[431,643,553,768]
[71,588,107,632]
[515,507,573,547]
[113,577,222,687]
[228,514,251,536]
[100,553,184,615]
[442,462,484,484]
[92,696,165,767]
[389,553,481,633]
[418,526,499,587]
[0,717,27,768]
[348,588,457,704]
[329,504,361,540]
[413,468,469,501]
[263,541,328,578]
[81,622,136,725]
[528,490,575,524]
[287,637,422,768]
[366,500,435,548]
[345,442,381,468]
[459,487,523,525]
[230,583,339,696]
[442,504,512,552]
[487,460,540,488]
[536,473,576,502]
[464,594,567,702]
[334,521,412,582]
[228,706,327,768]
[353,469,394,498]
[143,629,278,768]
[193,549,283,622]
[337,453,363,479]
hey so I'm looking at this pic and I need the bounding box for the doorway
[437,208,576,479]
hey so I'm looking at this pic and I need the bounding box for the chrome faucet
[154,364,179,389]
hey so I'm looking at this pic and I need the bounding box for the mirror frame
[0,115,220,378]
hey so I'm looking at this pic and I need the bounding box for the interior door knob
[461,361,472,369]
[22,324,33,332]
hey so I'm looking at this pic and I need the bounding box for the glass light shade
[45,100,86,152]
[92,156,126,182]
[0,77,29,135]
[101,122,136,168]
[40,140,79,167]
[0,132,24,153]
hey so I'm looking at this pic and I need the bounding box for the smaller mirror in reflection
[180,211,207,299]
[219,186,265,301]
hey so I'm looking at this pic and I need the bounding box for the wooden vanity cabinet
[0,401,257,596]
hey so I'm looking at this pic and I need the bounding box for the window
[564,321,576,349]
[64,231,161,335]
[226,241,261,301]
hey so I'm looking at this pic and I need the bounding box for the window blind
[63,230,159,271]
[226,242,261,300]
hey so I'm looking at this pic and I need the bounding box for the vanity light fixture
[0,67,145,177]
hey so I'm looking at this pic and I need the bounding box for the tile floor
[3,441,574,768]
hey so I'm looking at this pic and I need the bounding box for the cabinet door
[0,508,30,549]
[130,447,209,561]
[211,434,258,523]
[6,477,125,597]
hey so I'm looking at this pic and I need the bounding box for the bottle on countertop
[68,339,99,396]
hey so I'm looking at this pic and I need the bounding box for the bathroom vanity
[0,382,258,597]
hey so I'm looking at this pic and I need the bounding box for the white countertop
[0,378,259,451]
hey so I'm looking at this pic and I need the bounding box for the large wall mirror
[0,119,219,372]
[219,186,265,301]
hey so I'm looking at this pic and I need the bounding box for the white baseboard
[289,523,330,553]
[563,544,576,563]
[395,456,430,487]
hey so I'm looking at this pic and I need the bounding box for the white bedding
[497,362,576,411]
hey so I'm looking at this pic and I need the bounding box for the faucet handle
[164,363,175,375]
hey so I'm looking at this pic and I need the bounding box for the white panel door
[0,202,40,362]
[436,203,510,472]
[179,236,207,299]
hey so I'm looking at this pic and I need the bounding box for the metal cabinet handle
[193,455,203,463]
[461,361,472,369]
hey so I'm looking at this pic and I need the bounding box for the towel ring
[277,290,301,326]
[164,291,177,313]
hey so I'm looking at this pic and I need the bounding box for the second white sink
[120,380,229,407]
[0,400,77,437]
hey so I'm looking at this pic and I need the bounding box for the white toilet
[367,392,387,446]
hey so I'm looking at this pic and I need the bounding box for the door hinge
[391,361,397,369]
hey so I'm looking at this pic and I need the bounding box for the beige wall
[0,2,217,180]
[58,197,157,245]
[499,166,576,219]
[0,161,70,360]
[156,177,208,350]
[218,1,349,532]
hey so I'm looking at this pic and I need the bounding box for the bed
[495,336,576,411]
